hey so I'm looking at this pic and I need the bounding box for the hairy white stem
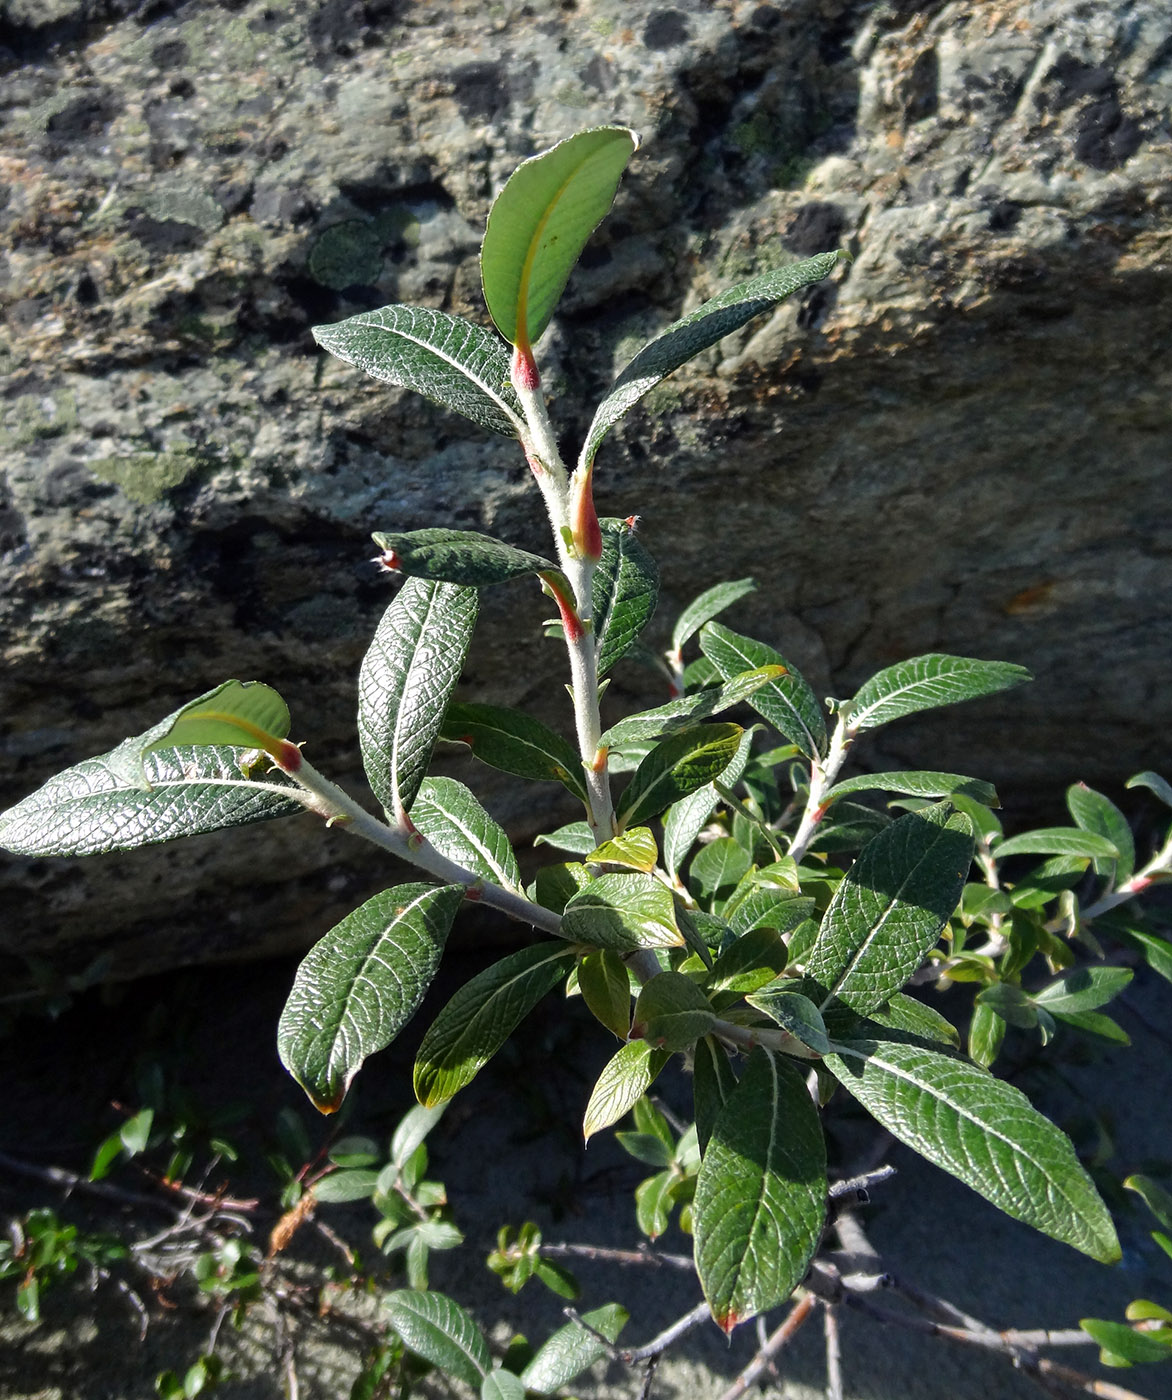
[286,754,565,938]
[788,713,853,865]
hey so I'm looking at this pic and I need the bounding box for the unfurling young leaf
[278,883,465,1113]
[592,518,659,677]
[313,305,523,437]
[359,578,478,821]
[481,126,639,353]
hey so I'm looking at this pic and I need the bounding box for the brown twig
[714,1294,819,1400]
[538,1240,694,1271]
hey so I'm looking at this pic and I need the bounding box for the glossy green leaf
[826,771,998,807]
[578,948,632,1039]
[481,1369,527,1400]
[826,1036,1120,1262]
[373,528,557,587]
[1067,782,1135,882]
[616,1132,674,1169]
[359,577,478,820]
[993,828,1119,860]
[670,579,757,658]
[598,666,785,748]
[313,305,523,437]
[414,943,576,1106]
[1052,1010,1130,1043]
[383,1289,491,1389]
[693,1048,827,1332]
[482,126,638,351]
[706,927,788,996]
[691,836,752,898]
[805,806,975,1014]
[410,777,521,890]
[633,972,717,1051]
[1033,965,1133,1014]
[0,742,302,858]
[693,1035,737,1154]
[531,860,591,914]
[699,623,826,759]
[617,724,744,830]
[976,983,1038,1029]
[1079,1318,1172,1367]
[868,993,960,1046]
[968,1000,1006,1068]
[592,519,659,677]
[726,889,812,939]
[313,1169,380,1203]
[441,702,587,802]
[1126,1175,1172,1231]
[583,1041,670,1140]
[589,826,658,871]
[562,872,682,951]
[746,985,831,1055]
[582,252,843,471]
[662,727,756,878]
[518,1302,629,1395]
[137,680,291,762]
[279,883,464,1113]
[846,654,1031,734]
[636,1169,679,1239]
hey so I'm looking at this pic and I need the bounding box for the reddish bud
[373,548,401,573]
[570,464,603,562]
[274,739,303,774]
[540,571,584,643]
[511,344,540,393]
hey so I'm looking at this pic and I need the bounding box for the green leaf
[693,1035,737,1154]
[805,806,975,1014]
[746,985,832,1055]
[313,1169,381,1203]
[410,777,521,890]
[373,528,557,588]
[383,1289,491,1389]
[726,889,812,939]
[482,126,639,352]
[1052,1010,1130,1044]
[1033,966,1133,1014]
[279,883,464,1113]
[578,948,632,1039]
[617,724,744,830]
[693,1048,827,1332]
[120,1107,154,1155]
[582,252,843,471]
[616,1131,675,1169]
[562,872,682,951]
[1067,782,1135,882]
[589,826,658,871]
[441,702,587,802]
[313,305,523,438]
[671,579,757,658]
[1079,1318,1172,1367]
[976,983,1038,1029]
[359,578,478,820]
[868,991,960,1047]
[518,1302,629,1395]
[636,1169,679,1239]
[633,972,717,1050]
[662,726,756,878]
[707,927,788,997]
[994,828,1119,860]
[1127,771,1172,809]
[826,1037,1120,1262]
[691,836,752,898]
[583,1041,670,1141]
[592,519,659,678]
[846,654,1032,733]
[1125,1175,1172,1231]
[699,623,826,759]
[968,1001,1006,1068]
[598,667,784,749]
[534,820,595,854]
[137,680,291,762]
[481,1371,527,1400]
[413,943,576,1106]
[826,771,999,807]
[0,743,301,858]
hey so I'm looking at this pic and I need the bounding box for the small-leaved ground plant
[4,127,1172,1396]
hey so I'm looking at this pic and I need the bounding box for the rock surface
[1,0,1169,980]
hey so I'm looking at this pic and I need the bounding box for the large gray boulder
[2,0,1169,983]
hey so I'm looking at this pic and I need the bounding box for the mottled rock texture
[1,0,1169,981]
